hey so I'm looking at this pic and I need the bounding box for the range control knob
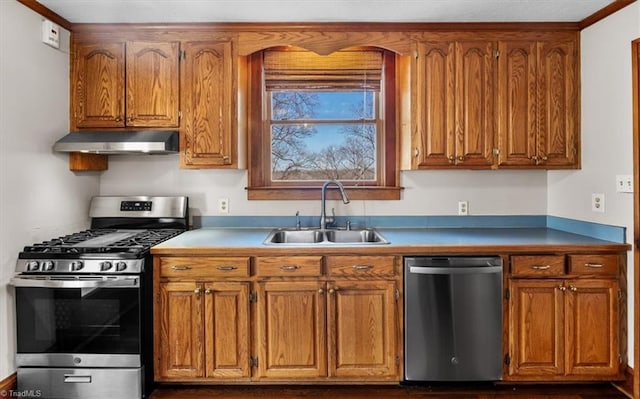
[100,261,113,271]
[26,261,39,271]
[41,261,55,271]
[115,261,127,272]
[70,261,84,271]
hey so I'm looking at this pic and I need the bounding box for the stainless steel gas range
[9,196,188,399]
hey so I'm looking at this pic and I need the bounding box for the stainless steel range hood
[53,131,179,154]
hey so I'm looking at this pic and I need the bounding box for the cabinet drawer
[255,256,322,277]
[568,254,619,276]
[327,255,396,277]
[159,256,250,278]
[511,255,565,276]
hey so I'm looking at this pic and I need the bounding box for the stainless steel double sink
[263,228,389,245]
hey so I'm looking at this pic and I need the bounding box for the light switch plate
[615,175,633,193]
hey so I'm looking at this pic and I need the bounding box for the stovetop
[20,228,184,257]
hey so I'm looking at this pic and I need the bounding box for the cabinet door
[157,282,204,380]
[255,281,327,379]
[537,40,578,168]
[497,41,538,166]
[74,42,125,127]
[181,40,236,168]
[203,282,250,379]
[509,279,564,377]
[565,279,619,377]
[454,41,496,167]
[413,42,455,168]
[328,280,398,379]
[126,41,179,127]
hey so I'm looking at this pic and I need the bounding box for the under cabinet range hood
[53,131,179,154]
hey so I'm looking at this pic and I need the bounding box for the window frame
[247,47,400,200]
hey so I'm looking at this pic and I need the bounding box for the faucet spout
[320,180,350,230]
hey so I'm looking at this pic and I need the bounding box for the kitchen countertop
[151,227,631,256]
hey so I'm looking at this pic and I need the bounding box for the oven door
[11,275,141,368]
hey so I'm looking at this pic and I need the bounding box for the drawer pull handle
[171,266,192,271]
[353,265,373,271]
[585,263,603,268]
[64,375,92,384]
[216,266,238,271]
[531,265,551,270]
[280,265,300,271]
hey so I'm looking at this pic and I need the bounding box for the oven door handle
[9,276,140,288]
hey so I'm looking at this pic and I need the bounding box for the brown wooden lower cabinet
[156,280,251,381]
[154,255,401,383]
[329,280,398,379]
[154,251,624,385]
[157,281,204,379]
[507,254,622,381]
[255,280,328,379]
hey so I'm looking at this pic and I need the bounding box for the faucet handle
[295,211,301,230]
[346,219,351,230]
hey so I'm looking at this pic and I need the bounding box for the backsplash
[194,214,626,243]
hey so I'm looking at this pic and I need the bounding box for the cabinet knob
[329,288,338,294]
[318,288,324,295]
[558,285,566,291]
[569,285,578,292]
[448,155,456,163]
[194,288,201,296]
[205,288,212,295]
[457,155,465,162]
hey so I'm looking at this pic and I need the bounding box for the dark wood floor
[149,383,631,399]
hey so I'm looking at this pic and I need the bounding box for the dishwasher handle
[408,265,503,275]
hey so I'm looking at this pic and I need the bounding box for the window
[247,46,400,200]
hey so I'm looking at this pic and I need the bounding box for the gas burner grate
[22,228,184,255]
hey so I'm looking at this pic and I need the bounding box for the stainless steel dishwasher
[404,256,503,382]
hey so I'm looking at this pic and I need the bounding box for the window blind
[263,48,383,91]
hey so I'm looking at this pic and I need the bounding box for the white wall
[0,1,100,380]
[99,156,548,218]
[547,2,640,367]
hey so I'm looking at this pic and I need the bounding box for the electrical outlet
[615,175,633,193]
[458,201,469,216]
[218,198,229,214]
[591,193,605,213]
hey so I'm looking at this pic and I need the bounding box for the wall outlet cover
[591,193,605,213]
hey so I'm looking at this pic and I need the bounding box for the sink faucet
[320,179,350,230]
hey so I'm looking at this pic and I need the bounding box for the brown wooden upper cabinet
[412,40,496,169]
[180,40,236,168]
[497,40,579,168]
[412,36,579,170]
[73,41,180,128]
